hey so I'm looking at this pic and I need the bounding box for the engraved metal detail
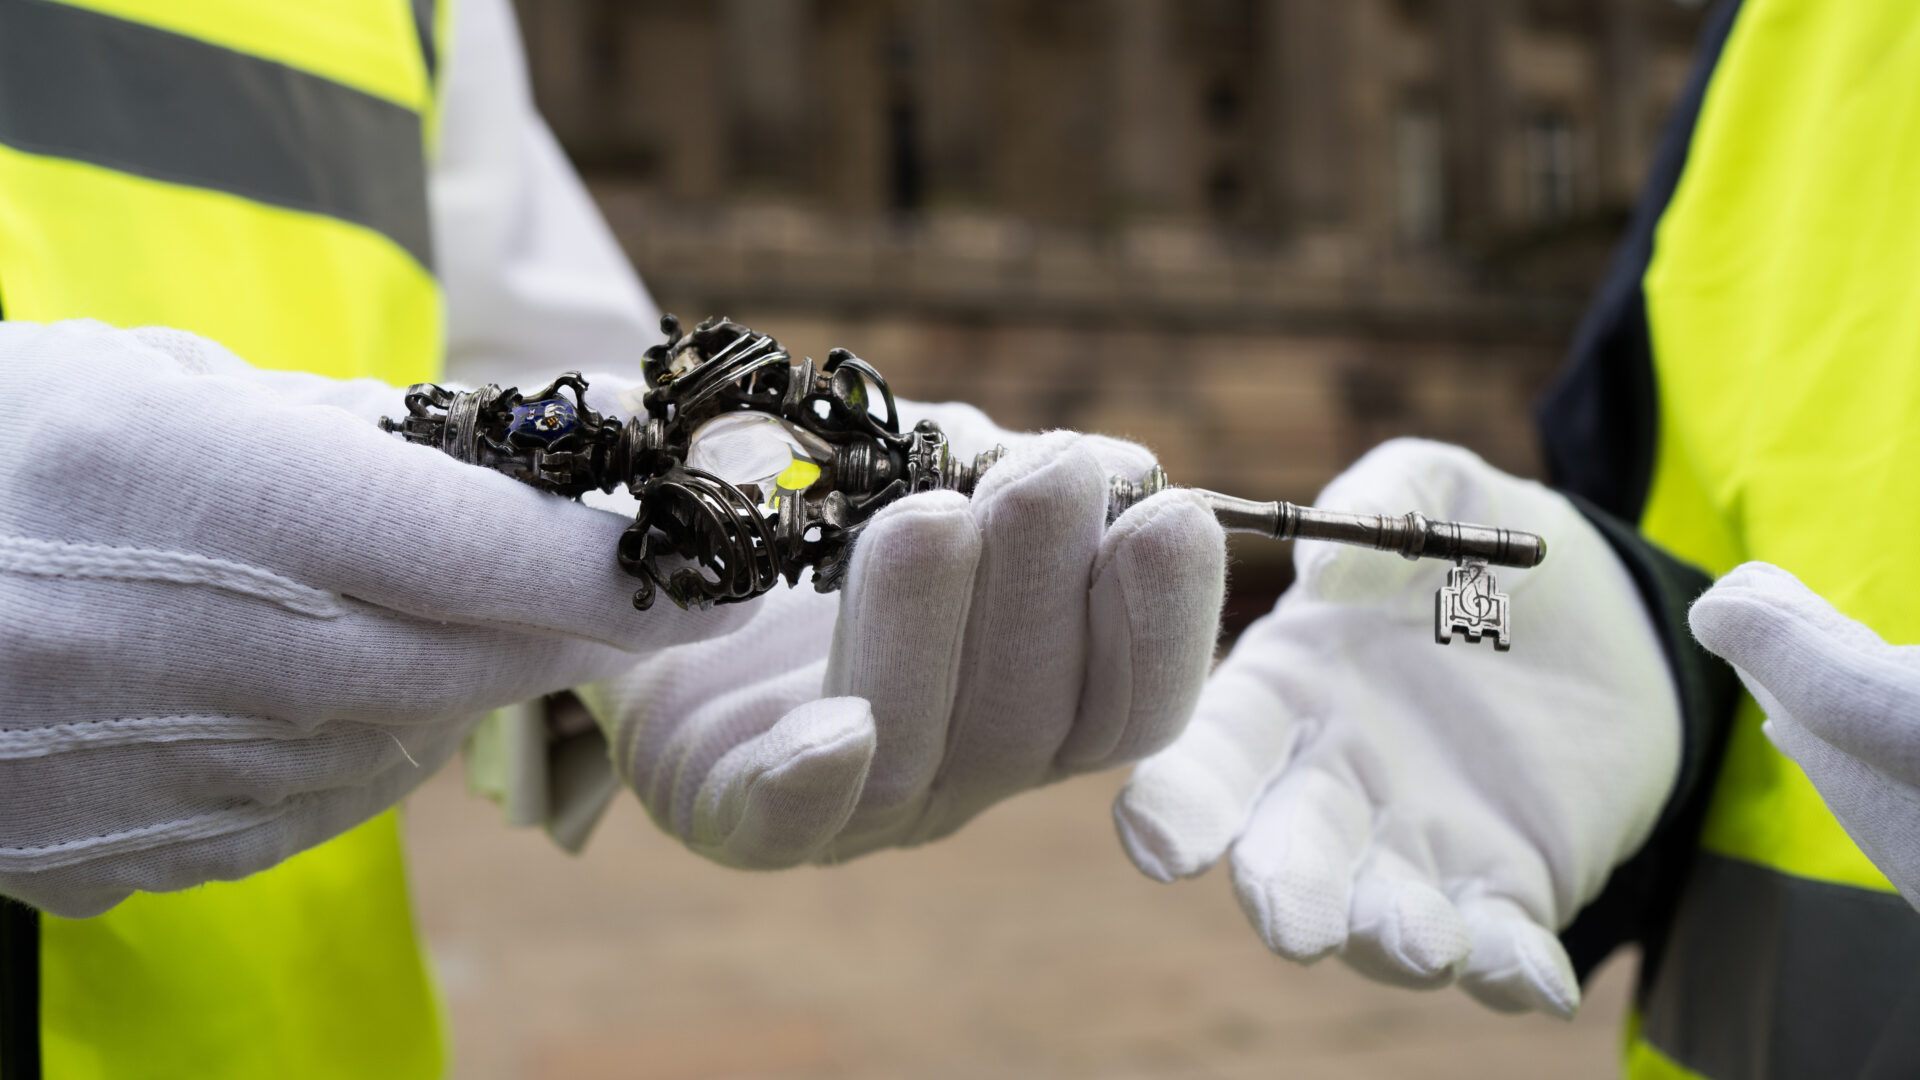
[1435,558,1511,651]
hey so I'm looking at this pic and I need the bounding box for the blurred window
[1394,103,1444,247]
[1204,76,1243,131]
[1207,164,1244,220]
[1390,0,1434,25]
[889,96,923,214]
[1524,110,1578,224]
[886,27,923,215]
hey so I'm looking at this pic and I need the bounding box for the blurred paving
[407,765,1634,1079]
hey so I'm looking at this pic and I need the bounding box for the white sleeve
[428,0,661,389]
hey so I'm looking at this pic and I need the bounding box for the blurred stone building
[513,0,1707,609]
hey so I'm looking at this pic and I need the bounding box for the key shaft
[1105,466,1546,570]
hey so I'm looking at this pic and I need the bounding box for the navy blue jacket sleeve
[1534,0,1748,985]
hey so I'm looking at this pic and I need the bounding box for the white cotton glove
[1690,562,1920,912]
[0,320,747,917]
[1113,438,1681,1018]
[579,401,1228,867]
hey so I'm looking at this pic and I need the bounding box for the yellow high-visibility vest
[0,0,448,1075]
[1620,0,1920,1076]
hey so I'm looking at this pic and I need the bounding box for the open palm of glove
[1691,562,1920,913]
[0,321,744,917]
[1114,439,1680,1018]
[579,402,1228,868]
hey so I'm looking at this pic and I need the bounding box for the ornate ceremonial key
[383,315,1545,650]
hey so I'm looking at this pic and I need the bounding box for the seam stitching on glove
[0,715,306,758]
[0,535,344,618]
[0,797,308,870]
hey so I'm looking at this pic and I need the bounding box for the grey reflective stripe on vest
[1642,852,1920,1079]
[0,0,433,269]
[410,0,438,81]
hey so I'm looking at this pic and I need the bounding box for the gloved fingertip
[851,489,980,593]
[1077,432,1156,479]
[1097,489,1226,576]
[1110,795,1189,883]
[1464,955,1581,1021]
[1460,906,1582,1020]
[866,486,971,526]
[1688,562,1822,656]
[693,698,876,869]
[967,431,1105,506]
[1231,860,1350,964]
[1716,560,1811,595]
[1111,761,1245,881]
[1343,875,1471,987]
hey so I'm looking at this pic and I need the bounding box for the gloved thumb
[1692,562,1920,779]
[1689,562,1883,675]
[689,697,877,869]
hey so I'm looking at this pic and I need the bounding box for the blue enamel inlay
[508,399,579,445]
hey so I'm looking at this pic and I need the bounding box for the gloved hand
[1690,562,1920,911]
[1113,439,1681,1017]
[0,320,746,917]
[580,402,1228,867]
